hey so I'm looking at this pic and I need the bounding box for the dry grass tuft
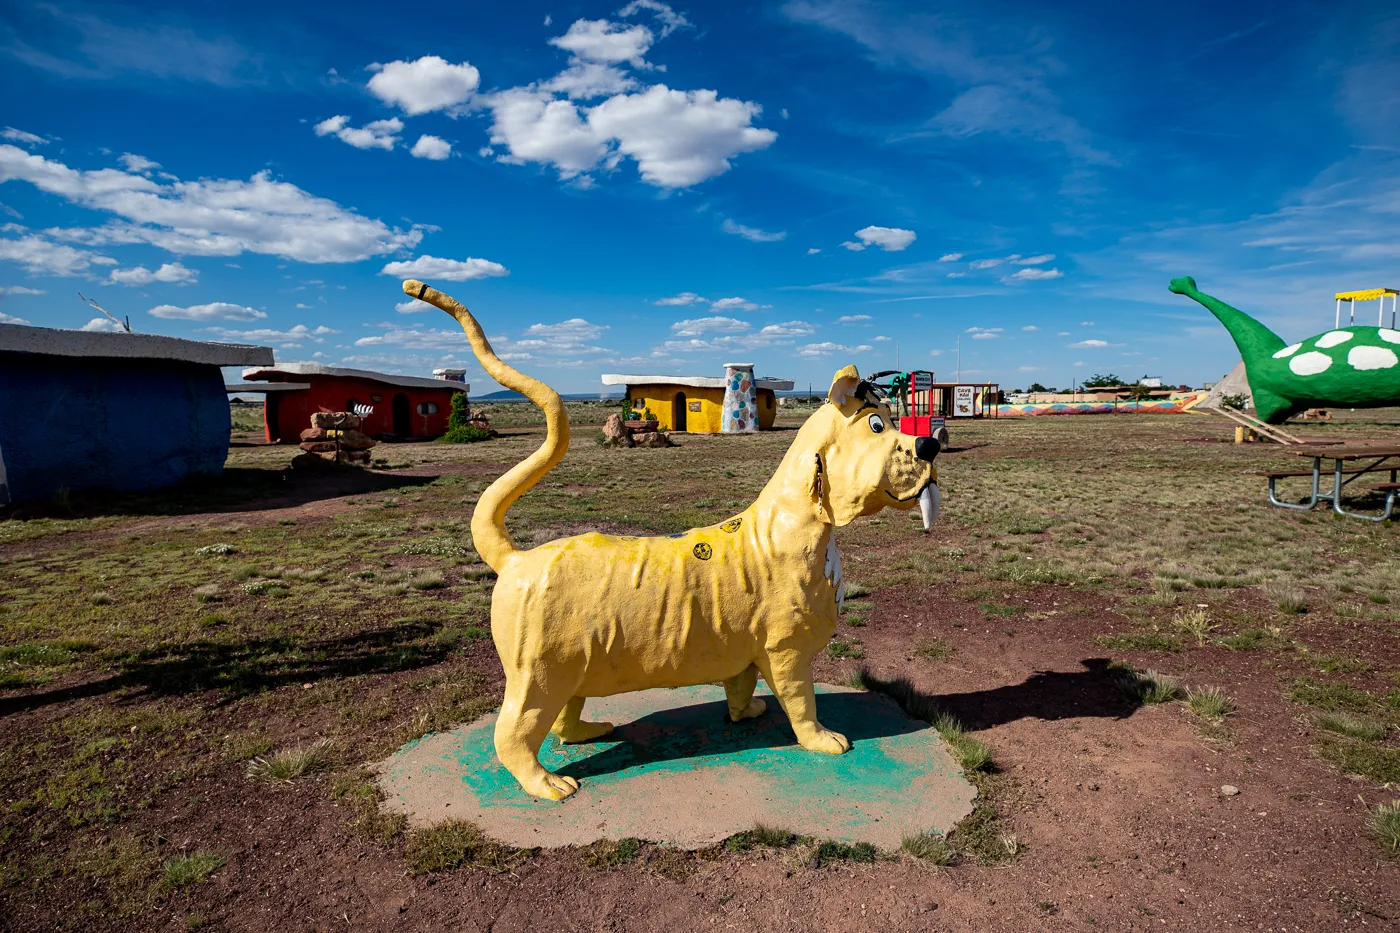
[246,738,334,783]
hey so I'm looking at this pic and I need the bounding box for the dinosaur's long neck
[1174,279,1287,361]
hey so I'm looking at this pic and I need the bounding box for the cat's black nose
[915,436,940,462]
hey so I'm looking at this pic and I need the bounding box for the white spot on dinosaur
[1380,328,1400,345]
[824,535,845,612]
[1273,343,1302,359]
[1315,330,1354,348]
[1289,351,1333,376]
[1348,345,1399,371]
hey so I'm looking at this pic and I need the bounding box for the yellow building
[601,373,794,432]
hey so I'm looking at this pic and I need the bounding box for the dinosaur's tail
[401,279,570,571]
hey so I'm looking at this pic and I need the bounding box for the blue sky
[1,0,1397,394]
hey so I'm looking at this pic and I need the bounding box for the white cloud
[486,89,611,179]
[797,341,873,357]
[410,135,452,160]
[0,234,114,275]
[671,316,748,336]
[379,255,509,281]
[1003,266,1063,282]
[969,257,1004,269]
[966,326,1002,333]
[0,145,422,263]
[353,327,468,351]
[929,349,943,356]
[1080,321,1094,326]
[395,299,428,313]
[118,153,159,174]
[80,317,124,332]
[872,335,891,341]
[618,0,690,37]
[757,321,814,338]
[1069,339,1109,348]
[711,296,758,311]
[1014,254,1054,265]
[837,314,871,323]
[1017,366,1042,372]
[206,323,338,346]
[1057,331,1070,336]
[0,311,29,324]
[366,56,480,115]
[1021,325,1038,331]
[549,19,654,66]
[655,291,705,306]
[108,261,197,285]
[807,247,821,255]
[517,318,609,352]
[938,252,963,262]
[841,240,864,251]
[543,61,637,99]
[722,218,786,242]
[314,115,403,151]
[148,301,267,321]
[971,331,998,340]
[2,128,45,146]
[588,86,777,188]
[852,226,916,251]
[296,302,310,309]
[0,285,44,295]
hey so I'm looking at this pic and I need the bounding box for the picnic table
[1262,443,1400,521]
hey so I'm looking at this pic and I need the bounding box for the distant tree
[1080,372,1121,389]
[1026,382,1050,393]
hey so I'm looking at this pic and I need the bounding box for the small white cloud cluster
[380,255,508,282]
[109,261,197,285]
[842,226,916,252]
[314,3,770,189]
[149,301,265,321]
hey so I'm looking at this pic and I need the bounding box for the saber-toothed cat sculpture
[402,279,941,801]
[1170,276,1400,423]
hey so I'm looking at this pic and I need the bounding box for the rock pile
[292,411,378,468]
[601,413,674,449]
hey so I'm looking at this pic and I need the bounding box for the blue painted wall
[0,352,232,504]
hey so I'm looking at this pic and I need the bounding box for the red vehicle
[870,370,950,445]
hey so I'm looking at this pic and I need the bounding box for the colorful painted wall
[0,352,232,503]
[995,393,1205,417]
[628,384,779,432]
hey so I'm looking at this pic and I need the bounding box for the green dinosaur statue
[1169,276,1400,423]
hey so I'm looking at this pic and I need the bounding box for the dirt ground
[2,407,1399,931]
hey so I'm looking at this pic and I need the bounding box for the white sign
[953,385,975,417]
[913,371,932,390]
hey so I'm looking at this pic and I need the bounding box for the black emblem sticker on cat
[720,518,742,533]
[693,542,713,560]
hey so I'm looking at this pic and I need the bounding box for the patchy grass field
[2,405,1399,930]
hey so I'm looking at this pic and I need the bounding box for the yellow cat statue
[402,279,941,801]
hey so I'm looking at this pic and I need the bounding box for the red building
[238,363,469,443]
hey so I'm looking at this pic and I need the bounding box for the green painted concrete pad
[375,683,977,850]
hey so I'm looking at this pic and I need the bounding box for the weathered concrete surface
[376,684,977,850]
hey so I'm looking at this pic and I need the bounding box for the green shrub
[443,395,491,443]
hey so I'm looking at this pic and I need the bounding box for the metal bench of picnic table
[1255,443,1400,521]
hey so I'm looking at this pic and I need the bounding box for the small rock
[312,411,362,430]
[633,431,675,448]
[601,413,633,448]
[1220,784,1240,796]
